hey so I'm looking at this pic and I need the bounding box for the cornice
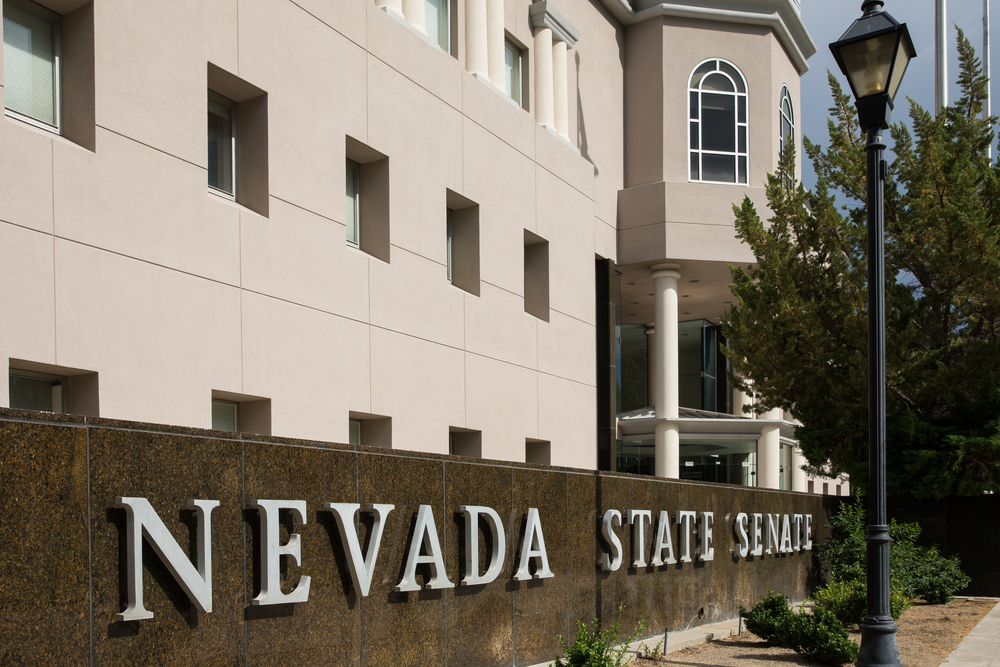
[530,0,582,47]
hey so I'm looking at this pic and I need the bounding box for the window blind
[3,2,58,128]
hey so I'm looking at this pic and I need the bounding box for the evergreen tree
[722,30,1000,498]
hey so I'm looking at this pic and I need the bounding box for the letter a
[514,507,554,580]
[396,505,454,592]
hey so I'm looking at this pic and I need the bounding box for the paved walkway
[941,599,1000,667]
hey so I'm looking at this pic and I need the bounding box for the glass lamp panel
[839,32,897,98]
[689,60,716,88]
[701,93,735,152]
[701,73,734,92]
[207,95,234,196]
[703,154,735,183]
[346,161,359,246]
[3,2,57,127]
[886,35,914,100]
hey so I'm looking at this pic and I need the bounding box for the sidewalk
[940,599,1000,667]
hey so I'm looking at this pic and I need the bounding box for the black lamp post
[829,3,915,667]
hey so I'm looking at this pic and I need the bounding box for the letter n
[116,496,220,621]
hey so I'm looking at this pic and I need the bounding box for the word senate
[114,496,813,621]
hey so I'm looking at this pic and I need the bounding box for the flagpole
[937,0,948,115]
[986,0,992,158]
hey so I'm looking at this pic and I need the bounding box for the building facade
[1,0,845,493]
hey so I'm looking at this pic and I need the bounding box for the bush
[739,591,791,644]
[741,592,859,665]
[812,578,911,627]
[551,605,645,667]
[818,491,970,603]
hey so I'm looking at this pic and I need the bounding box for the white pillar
[757,407,782,489]
[465,0,489,78]
[534,27,554,128]
[486,0,505,87]
[402,0,426,34]
[652,263,681,479]
[791,446,807,492]
[379,0,404,18]
[645,324,655,408]
[553,39,568,136]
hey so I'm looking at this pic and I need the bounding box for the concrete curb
[940,599,1000,667]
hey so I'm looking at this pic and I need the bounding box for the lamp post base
[857,615,902,667]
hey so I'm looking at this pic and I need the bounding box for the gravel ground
[630,598,998,667]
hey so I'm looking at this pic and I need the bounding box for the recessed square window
[524,230,549,321]
[345,137,390,262]
[8,360,99,416]
[207,91,236,198]
[211,390,271,434]
[445,190,480,296]
[3,0,60,131]
[211,398,238,432]
[349,411,392,448]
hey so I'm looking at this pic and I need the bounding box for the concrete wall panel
[0,121,54,233]
[465,351,539,460]
[0,222,56,369]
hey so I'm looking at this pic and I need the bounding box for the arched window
[688,59,748,185]
[779,85,794,153]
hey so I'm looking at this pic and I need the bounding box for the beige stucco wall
[0,0,626,467]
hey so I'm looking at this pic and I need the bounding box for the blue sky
[799,0,996,189]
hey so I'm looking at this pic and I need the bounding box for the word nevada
[114,497,812,621]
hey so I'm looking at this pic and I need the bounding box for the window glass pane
[349,419,362,446]
[208,94,234,196]
[3,2,57,127]
[346,160,359,246]
[701,93,735,152]
[718,61,745,93]
[738,96,746,124]
[688,60,715,88]
[425,0,448,51]
[739,125,747,154]
[212,400,238,432]
[689,152,699,180]
[689,121,699,150]
[689,91,698,119]
[505,41,520,104]
[9,373,60,412]
[738,156,747,184]
[703,154,735,183]
[701,73,734,92]
[446,210,453,282]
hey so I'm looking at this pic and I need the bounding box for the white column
[645,324,655,408]
[534,27,554,128]
[791,446,807,492]
[553,39,568,136]
[652,263,681,479]
[757,407,782,489]
[486,0,505,87]
[402,0,426,34]
[466,0,489,78]
[379,0,404,18]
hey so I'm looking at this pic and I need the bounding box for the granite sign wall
[0,409,835,666]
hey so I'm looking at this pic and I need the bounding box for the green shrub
[551,605,645,667]
[739,591,792,644]
[818,491,970,604]
[812,578,911,627]
[741,593,859,665]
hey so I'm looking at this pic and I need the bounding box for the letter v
[324,503,394,597]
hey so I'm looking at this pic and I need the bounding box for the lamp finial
[861,0,884,14]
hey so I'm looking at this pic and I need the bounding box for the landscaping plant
[740,591,859,665]
[550,605,645,667]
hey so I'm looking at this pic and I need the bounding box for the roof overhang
[599,0,816,75]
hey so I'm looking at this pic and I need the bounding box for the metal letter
[459,505,506,586]
[250,499,311,605]
[780,514,793,553]
[324,503,393,597]
[735,512,750,558]
[751,513,763,556]
[627,509,652,567]
[792,514,804,551]
[600,509,623,571]
[514,507,554,580]
[116,496,219,621]
[396,504,454,591]
[699,512,714,561]
[676,510,696,563]
[765,513,779,554]
[651,510,676,566]
[804,514,813,550]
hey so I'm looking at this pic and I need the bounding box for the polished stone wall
[0,409,835,666]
